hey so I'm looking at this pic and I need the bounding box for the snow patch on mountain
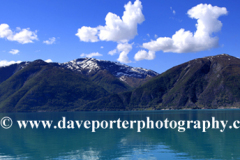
[61,58,159,79]
[2,58,159,83]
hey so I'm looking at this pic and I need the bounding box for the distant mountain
[0,60,109,112]
[0,62,29,84]
[0,58,158,112]
[0,58,158,94]
[1,54,240,112]
[60,58,158,88]
[80,54,240,110]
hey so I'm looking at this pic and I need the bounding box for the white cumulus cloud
[76,0,144,43]
[136,4,227,61]
[0,24,38,44]
[0,24,12,38]
[117,43,132,63]
[76,26,99,42]
[9,49,19,55]
[0,60,22,67]
[76,0,144,63]
[134,50,155,61]
[108,43,133,63]
[43,37,56,45]
[108,49,117,55]
[45,59,52,63]
[80,52,103,58]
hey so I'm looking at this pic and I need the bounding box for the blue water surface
[0,109,239,160]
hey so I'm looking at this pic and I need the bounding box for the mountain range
[0,54,240,112]
[0,58,157,112]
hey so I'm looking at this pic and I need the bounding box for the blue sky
[0,0,239,73]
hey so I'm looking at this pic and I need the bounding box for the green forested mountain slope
[81,54,240,110]
[1,54,239,112]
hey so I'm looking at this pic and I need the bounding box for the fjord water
[0,110,240,160]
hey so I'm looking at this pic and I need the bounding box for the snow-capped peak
[61,58,158,79]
